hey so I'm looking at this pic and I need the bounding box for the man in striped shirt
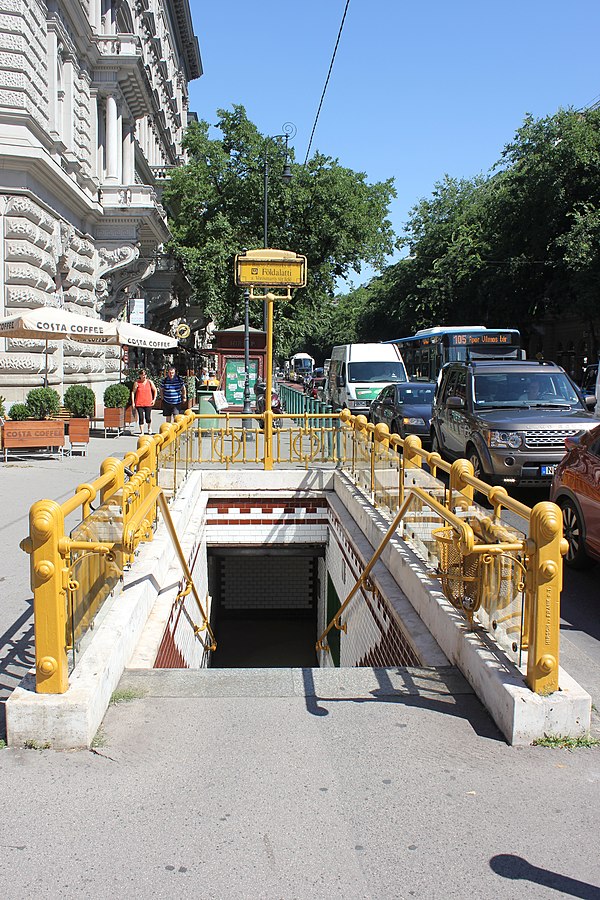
[160,365,187,422]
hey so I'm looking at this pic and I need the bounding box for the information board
[224,358,258,404]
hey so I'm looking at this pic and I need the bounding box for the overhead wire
[303,0,351,166]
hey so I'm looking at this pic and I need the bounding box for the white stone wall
[0,0,48,129]
[0,0,201,402]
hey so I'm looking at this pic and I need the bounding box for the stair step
[119,666,472,699]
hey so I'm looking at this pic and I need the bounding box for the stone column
[122,120,135,185]
[105,92,119,182]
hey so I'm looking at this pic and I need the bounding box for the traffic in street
[279,326,600,713]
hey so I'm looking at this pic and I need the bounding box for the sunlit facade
[0,0,201,403]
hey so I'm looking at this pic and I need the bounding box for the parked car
[369,382,436,444]
[431,359,598,487]
[550,422,600,567]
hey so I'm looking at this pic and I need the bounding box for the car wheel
[468,448,483,480]
[431,431,442,455]
[560,499,592,569]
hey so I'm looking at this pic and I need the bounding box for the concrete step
[119,665,473,700]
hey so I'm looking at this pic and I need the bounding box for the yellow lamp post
[234,249,307,469]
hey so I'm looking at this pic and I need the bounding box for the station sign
[235,248,307,288]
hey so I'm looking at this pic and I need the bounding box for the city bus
[286,352,315,383]
[387,326,522,381]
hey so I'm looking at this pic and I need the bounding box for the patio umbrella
[0,306,117,384]
[113,322,177,349]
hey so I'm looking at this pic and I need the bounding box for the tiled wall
[205,497,329,545]
[155,521,212,669]
[324,504,421,668]
[156,492,423,670]
[218,555,316,611]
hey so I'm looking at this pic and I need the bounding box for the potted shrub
[8,403,30,421]
[64,384,95,447]
[103,383,131,433]
[185,374,197,410]
[26,387,61,419]
[3,394,65,456]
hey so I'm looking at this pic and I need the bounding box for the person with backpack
[160,365,187,423]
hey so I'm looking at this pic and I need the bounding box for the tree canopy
[347,107,600,356]
[164,106,397,358]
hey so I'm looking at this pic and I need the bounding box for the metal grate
[524,429,580,449]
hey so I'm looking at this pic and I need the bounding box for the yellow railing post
[26,500,69,693]
[526,501,564,694]
[403,434,423,469]
[449,458,474,505]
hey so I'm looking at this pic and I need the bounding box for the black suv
[431,359,597,487]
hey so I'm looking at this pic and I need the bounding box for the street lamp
[262,123,295,329]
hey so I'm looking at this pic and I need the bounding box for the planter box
[2,420,65,461]
[68,418,90,454]
[103,407,125,436]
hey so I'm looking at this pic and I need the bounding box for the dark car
[369,382,435,444]
[550,422,600,568]
[431,359,597,487]
[306,375,326,400]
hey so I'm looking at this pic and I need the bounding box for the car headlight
[486,430,522,449]
[403,417,426,426]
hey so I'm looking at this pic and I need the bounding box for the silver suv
[431,359,597,487]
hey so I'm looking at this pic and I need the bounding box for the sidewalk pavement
[0,415,599,898]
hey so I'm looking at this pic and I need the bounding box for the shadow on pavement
[0,599,34,741]
[490,853,600,899]
[301,666,503,741]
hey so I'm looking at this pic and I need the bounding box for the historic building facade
[0,0,201,403]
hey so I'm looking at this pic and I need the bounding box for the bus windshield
[348,361,407,383]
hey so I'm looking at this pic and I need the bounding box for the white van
[327,343,408,413]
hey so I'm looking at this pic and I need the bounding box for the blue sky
[187,0,600,286]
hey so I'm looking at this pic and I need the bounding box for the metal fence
[21,408,563,696]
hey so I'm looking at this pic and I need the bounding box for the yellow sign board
[235,249,307,288]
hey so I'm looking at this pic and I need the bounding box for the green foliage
[8,403,30,421]
[533,733,600,750]
[64,384,95,418]
[0,395,5,417]
[164,105,397,358]
[103,383,131,408]
[25,388,60,419]
[110,688,145,704]
[342,106,600,358]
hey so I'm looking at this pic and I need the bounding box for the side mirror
[446,395,465,410]
[337,374,345,387]
[584,394,597,411]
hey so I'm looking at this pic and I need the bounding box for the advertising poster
[224,358,258,404]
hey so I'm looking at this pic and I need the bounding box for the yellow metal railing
[331,413,565,696]
[21,406,565,697]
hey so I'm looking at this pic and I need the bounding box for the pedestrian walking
[131,369,157,435]
[160,365,187,423]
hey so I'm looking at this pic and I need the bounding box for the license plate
[541,465,556,476]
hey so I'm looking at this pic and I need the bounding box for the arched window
[116,0,134,33]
